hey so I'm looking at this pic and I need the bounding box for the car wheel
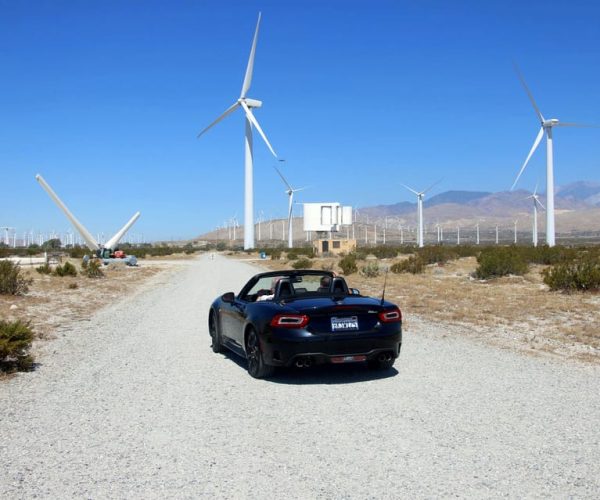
[246,328,275,379]
[209,312,224,353]
[368,353,395,370]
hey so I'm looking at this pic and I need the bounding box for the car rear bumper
[262,331,402,367]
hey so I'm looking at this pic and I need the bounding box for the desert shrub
[68,246,88,258]
[292,257,313,269]
[369,246,400,259]
[339,254,358,275]
[361,261,380,278]
[53,261,77,277]
[542,256,600,292]
[287,247,315,260]
[269,248,282,260]
[0,319,34,373]
[475,247,528,279]
[453,245,480,258]
[525,245,578,265]
[391,255,425,274]
[84,259,104,278]
[68,282,78,290]
[0,261,32,295]
[36,263,52,275]
[417,245,458,265]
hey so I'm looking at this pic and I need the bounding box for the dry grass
[261,254,600,363]
[0,259,162,342]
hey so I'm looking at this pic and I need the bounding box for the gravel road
[2,254,600,498]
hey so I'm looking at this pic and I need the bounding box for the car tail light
[378,307,402,323]
[270,314,310,328]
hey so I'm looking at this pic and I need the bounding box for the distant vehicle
[209,270,402,378]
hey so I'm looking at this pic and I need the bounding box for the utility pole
[457,226,460,245]
[495,225,499,245]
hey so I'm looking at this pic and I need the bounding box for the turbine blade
[511,126,544,190]
[513,62,545,122]
[105,211,141,250]
[536,198,546,210]
[423,178,443,194]
[197,102,239,138]
[293,186,308,192]
[35,174,100,252]
[274,165,292,191]
[533,181,538,196]
[240,12,261,98]
[401,183,419,195]
[240,100,277,157]
[556,122,600,128]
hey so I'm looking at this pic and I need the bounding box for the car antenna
[380,268,389,306]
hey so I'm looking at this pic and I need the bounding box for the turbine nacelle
[543,118,559,127]
[241,97,263,108]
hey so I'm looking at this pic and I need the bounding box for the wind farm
[2,4,600,498]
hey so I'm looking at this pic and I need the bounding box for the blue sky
[1,0,599,240]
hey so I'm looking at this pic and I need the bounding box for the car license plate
[331,316,359,332]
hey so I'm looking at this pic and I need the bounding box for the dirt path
[1,254,599,498]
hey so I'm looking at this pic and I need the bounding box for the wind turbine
[511,63,596,247]
[36,174,140,261]
[526,185,545,247]
[197,12,278,250]
[274,165,306,248]
[401,180,440,248]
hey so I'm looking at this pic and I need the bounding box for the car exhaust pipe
[295,359,304,368]
[304,357,313,367]
[378,353,387,362]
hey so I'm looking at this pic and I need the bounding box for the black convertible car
[209,270,402,378]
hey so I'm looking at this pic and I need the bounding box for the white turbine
[526,185,545,247]
[197,12,278,250]
[511,63,597,247]
[36,174,140,256]
[402,180,440,248]
[274,165,306,249]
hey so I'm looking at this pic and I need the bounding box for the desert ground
[1,253,600,498]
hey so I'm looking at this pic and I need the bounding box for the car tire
[245,328,275,379]
[368,355,395,371]
[209,312,225,353]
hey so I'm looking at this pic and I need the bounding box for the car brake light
[270,314,310,328]
[378,307,402,323]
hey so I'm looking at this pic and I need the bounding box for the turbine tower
[511,64,595,247]
[526,185,545,247]
[197,12,278,250]
[402,180,440,248]
[274,165,306,249]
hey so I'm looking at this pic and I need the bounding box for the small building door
[322,240,329,253]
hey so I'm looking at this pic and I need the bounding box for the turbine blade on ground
[105,212,141,250]
[240,12,262,98]
[240,100,278,157]
[513,62,545,123]
[197,102,239,138]
[511,126,544,191]
[35,174,100,252]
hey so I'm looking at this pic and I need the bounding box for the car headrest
[332,277,349,295]
[276,279,294,299]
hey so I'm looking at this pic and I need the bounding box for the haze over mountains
[360,181,600,230]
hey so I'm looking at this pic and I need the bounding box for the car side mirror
[350,288,360,295]
[221,292,235,303]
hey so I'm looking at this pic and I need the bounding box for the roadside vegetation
[0,319,34,373]
[0,261,32,296]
